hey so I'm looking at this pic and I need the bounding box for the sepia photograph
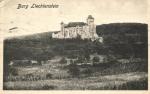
[1,0,148,91]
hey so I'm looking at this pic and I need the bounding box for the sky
[0,0,148,37]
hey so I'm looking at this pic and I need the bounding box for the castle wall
[52,24,98,39]
[52,15,103,42]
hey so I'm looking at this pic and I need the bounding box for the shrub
[46,73,52,79]
[68,63,80,77]
[42,85,56,90]
[82,68,93,76]
[76,56,85,63]
[9,67,18,76]
[118,78,148,90]
[59,57,67,64]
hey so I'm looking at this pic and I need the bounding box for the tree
[93,56,99,63]
[77,56,85,63]
[9,67,18,76]
[85,54,90,61]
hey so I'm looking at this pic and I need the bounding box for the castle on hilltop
[52,15,103,42]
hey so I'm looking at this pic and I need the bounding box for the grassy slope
[4,23,148,61]
[4,22,148,73]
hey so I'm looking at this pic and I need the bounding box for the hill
[3,23,148,90]
[4,23,148,62]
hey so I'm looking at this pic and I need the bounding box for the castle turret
[61,21,64,31]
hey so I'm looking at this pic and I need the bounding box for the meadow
[4,72,147,90]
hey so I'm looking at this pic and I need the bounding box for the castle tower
[60,21,65,38]
[87,15,96,38]
[87,15,94,26]
[61,21,64,32]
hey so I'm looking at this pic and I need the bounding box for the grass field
[4,72,147,90]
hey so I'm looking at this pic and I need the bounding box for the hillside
[4,23,148,61]
[96,23,148,58]
[96,23,147,44]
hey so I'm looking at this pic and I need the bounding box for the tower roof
[87,15,94,19]
[60,21,64,24]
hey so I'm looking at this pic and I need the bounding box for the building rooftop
[65,22,87,28]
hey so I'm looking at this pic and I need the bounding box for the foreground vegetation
[4,72,148,90]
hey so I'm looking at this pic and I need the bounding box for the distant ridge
[5,31,59,40]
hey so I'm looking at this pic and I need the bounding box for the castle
[52,15,103,42]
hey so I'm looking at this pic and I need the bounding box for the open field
[4,72,148,90]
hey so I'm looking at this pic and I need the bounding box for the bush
[25,73,34,77]
[76,56,85,63]
[9,67,18,76]
[59,57,67,64]
[68,63,80,77]
[46,73,52,79]
[118,78,148,90]
[82,68,93,76]
[42,85,56,90]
